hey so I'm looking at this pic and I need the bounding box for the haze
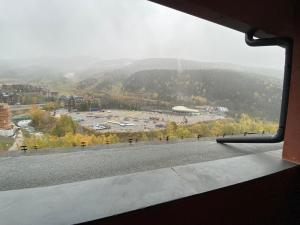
[0,0,284,70]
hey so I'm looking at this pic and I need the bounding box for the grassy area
[0,136,14,151]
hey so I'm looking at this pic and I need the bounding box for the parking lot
[67,110,224,133]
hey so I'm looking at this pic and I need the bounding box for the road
[0,140,282,191]
[10,104,45,112]
[8,130,23,151]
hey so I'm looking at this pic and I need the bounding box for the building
[0,92,20,105]
[0,84,59,105]
[216,106,229,113]
[0,103,11,129]
[197,105,229,114]
[172,105,200,116]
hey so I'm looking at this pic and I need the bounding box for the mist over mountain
[0,57,283,82]
[0,57,283,121]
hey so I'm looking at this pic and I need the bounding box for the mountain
[0,57,283,120]
[75,58,283,80]
[77,68,282,121]
[0,57,283,81]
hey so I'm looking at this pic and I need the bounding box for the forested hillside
[77,68,282,121]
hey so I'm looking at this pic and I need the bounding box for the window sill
[0,147,296,225]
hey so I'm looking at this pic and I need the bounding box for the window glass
[0,0,284,151]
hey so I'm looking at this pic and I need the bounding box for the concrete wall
[283,2,300,163]
[80,167,300,225]
[149,0,295,37]
[151,0,300,163]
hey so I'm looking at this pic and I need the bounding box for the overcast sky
[0,0,284,69]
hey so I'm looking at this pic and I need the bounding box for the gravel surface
[0,140,282,191]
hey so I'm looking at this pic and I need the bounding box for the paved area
[0,140,282,191]
[67,109,223,132]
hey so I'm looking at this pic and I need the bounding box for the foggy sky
[0,0,284,69]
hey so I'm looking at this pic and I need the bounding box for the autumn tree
[43,102,60,112]
[166,122,177,139]
[29,105,56,131]
[51,115,77,137]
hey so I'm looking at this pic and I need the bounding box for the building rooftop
[172,106,199,113]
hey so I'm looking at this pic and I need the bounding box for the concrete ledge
[0,150,296,225]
